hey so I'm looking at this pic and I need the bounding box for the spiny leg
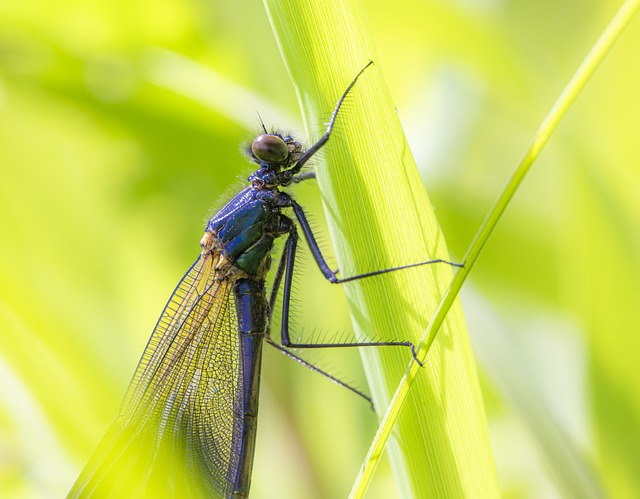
[291,171,316,183]
[285,61,374,177]
[290,198,462,284]
[275,226,424,366]
[265,338,373,408]
[266,231,374,405]
[277,60,462,281]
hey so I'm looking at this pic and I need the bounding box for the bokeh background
[1,0,639,498]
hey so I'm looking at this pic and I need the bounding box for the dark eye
[251,134,289,164]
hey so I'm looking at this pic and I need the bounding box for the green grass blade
[352,0,640,496]
[264,0,499,497]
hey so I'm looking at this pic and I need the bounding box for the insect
[67,61,460,499]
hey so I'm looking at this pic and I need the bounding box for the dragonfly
[67,61,461,499]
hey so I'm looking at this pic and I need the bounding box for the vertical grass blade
[351,0,640,497]
[263,0,499,497]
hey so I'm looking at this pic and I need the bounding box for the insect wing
[68,253,245,498]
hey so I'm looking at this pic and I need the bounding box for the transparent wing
[68,252,244,499]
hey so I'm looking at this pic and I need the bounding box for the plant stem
[351,0,640,496]
[263,0,499,497]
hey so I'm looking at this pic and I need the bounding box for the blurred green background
[1,0,639,498]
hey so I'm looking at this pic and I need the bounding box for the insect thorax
[202,186,291,278]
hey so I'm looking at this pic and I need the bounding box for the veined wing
[68,252,244,499]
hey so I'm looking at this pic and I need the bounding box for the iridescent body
[67,62,458,499]
[68,131,307,498]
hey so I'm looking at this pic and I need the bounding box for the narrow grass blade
[264,0,499,497]
[351,0,640,496]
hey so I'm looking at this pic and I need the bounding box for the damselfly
[67,61,460,499]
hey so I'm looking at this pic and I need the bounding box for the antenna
[256,111,268,134]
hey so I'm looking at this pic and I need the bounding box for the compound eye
[251,134,289,164]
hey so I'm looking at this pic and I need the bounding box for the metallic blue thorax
[206,187,286,277]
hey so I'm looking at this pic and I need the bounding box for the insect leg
[265,338,373,408]
[291,171,316,183]
[276,224,424,365]
[290,198,462,284]
[267,230,373,405]
[287,61,374,176]
[267,236,288,332]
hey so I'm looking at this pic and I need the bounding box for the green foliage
[1,1,639,498]
[265,1,498,498]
